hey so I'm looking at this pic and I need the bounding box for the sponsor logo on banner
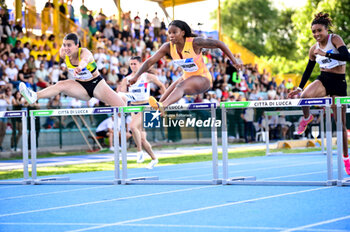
[299,98,329,106]
[33,110,53,116]
[339,97,350,104]
[189,103,215,110]
[143,110,221,128]
[4,112,23,117]
[143,111,161,128]
[93,108,114,114]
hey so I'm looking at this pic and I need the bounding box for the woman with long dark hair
[128,20,240,112]
[19,33,126,107]
[288,12,350,174]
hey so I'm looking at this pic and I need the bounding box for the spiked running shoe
[297,114,314,135]
[147,159,158,169]
[19,82,37,104]
[149,96,164,115]
[344,157,350,175]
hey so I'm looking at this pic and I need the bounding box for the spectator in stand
[35,62,51,89]
[94,47,108,71]
[103,23,114,42]
[5,60,20,88]
[0,89,9,151]
[15,52,26,70]
[18,63,35,91]
[241,108,255,143]
[49,62,60,84]
[144,14,151,34]
[152,12,161,38]
[80,0,89,29]
[267,85,277,100]
[133,12,141,39]
[11,40,23,56]
[67,0,75,23]
[285,78,294,89]
[11,90,24,151]
[59,63,68,81]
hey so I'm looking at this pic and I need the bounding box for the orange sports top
[169,37,212,81]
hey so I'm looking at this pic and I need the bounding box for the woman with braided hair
[288,12,350,175]
[128,20,241,113]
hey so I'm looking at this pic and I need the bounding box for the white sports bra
[315,34,346,69]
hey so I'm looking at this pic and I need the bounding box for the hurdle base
[337,178,350,186]
[225,178,336,186]
[124,179,222,185]
[0,179,31,185]
[33,177,121,185]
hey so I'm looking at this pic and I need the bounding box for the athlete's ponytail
[168,20,197,38]
[64,33,81,47]
[312,12,333,32]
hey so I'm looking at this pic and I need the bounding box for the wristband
[325,52,331,58]
[297,87,303,92]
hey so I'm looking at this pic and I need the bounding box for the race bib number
[68,67,93,80]
[173,58,199,72]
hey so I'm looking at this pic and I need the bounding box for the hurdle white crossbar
[221,98,336,186]
[29,107,121,185]
[119,102,221,185]
[0,110,30,185]
[335,97,350,186]
[264,109,325,155]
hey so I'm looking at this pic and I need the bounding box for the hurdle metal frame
[119,102,222,185]
[0,110,29,185]
[264,109,325,156]
[221,98,336,186]
[335,97,350,186]
[29,107,121,185]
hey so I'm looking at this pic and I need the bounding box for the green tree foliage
[217,0,278,56]
[215,0,350,78]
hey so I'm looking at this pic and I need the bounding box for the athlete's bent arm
[129,43,170,85]
[148,74,166,94]
[74,48,94,75]
[193,38,241,71]
[314,35,350,61]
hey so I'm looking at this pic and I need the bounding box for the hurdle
[119,102,221,185]
[264,109,325,156]
[335,97,350,186]
[0,110,30,185]
[221,97,336,186]
[29,107,121,185]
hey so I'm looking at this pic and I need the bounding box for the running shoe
[344,157,350,175]
[297,115,314,135]
[136,151,145,163]
[147,159,158,169]
[19,82,37,104]
[149,96,164,115]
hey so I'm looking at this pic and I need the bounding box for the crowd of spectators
[0,4,306,152]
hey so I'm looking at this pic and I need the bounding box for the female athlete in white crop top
[288,12,350,175]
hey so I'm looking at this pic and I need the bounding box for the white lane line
[0,186,115,201]
[0,185,216,218]
[0,222,347,232]
[66,186,334,232]
[283,214,350,232]
[121,223,348,232]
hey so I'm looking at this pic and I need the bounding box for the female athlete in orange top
[128,20,241,112]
